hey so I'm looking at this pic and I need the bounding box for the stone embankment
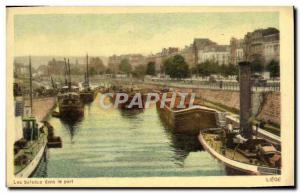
[29,97,56,121]
[256,92,280,126]
[137,83,280,126]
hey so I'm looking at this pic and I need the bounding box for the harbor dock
[29,97,57,121]
[14,58,61,178]
[13,64,281,178]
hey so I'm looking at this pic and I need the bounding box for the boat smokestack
[238,61,252,139]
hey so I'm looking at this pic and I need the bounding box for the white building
[264,34,280,64]
[236,48,244,64]
[199,45,231,65]
[244,27,280,66]
[230,38,244,65]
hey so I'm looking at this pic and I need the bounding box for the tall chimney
[239,61,252,139]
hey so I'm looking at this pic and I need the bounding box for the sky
[14,12,279,57]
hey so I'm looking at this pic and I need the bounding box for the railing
[35,75,280,93]
[142,79,280,92]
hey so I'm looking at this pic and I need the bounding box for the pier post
[238,61,252,139]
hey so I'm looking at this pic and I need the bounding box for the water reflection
[33,93,226,177]
[86,102,93,111]
[33,150,48,178]
[118,108,144,118]
[61,119,81,143]
[157,109,203,165]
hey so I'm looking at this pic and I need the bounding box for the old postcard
[6,6,294,188]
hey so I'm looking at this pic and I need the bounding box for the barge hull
[15,142,46,178]
[157,102,218,135]
[198,131,280,175]
[80,92,96,103]
[59,106,84,120]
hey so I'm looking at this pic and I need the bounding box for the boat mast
[86,54,89,85]
[64,58,68,86]
[50,76,55,89]
[68,58,71,92]
[29,56,33,116]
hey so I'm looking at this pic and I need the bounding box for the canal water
[33,93,226,177]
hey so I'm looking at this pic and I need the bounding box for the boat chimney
[238,61,252,139]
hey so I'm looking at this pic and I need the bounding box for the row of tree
[246,56,280,77]
[160,55,239,79]
[191,61,238,77]
[157,55,279,79]
[117,58,148,79]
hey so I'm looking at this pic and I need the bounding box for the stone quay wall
[181,87,280,126]
[257,92,281,126]
[138,83,280,126]
[29,97,56,121]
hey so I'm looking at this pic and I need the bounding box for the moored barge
[58,58,84,120]
[156,92,218,135]
[58,92,84,120]
[112,87,147,110]
[198,61,281,175]
[198,127,281,175]
[14,117,47,178]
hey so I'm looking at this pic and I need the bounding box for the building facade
[230,38,244,65]
[126,54,146,68]
[48,58,66,75]
[244,27,279,66]
[14,62,28,78]
[161,47,179,56]
[108,54,146,73]
[263,33,280,64]
[199,45,231,65]
[146,53,163,73]
[108,55,122,73]
[179,44,196,68]
[145,47,180,73]
[107,27,280,75]
[193,38,217,65]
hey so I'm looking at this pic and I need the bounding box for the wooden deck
[203,133,267,167]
